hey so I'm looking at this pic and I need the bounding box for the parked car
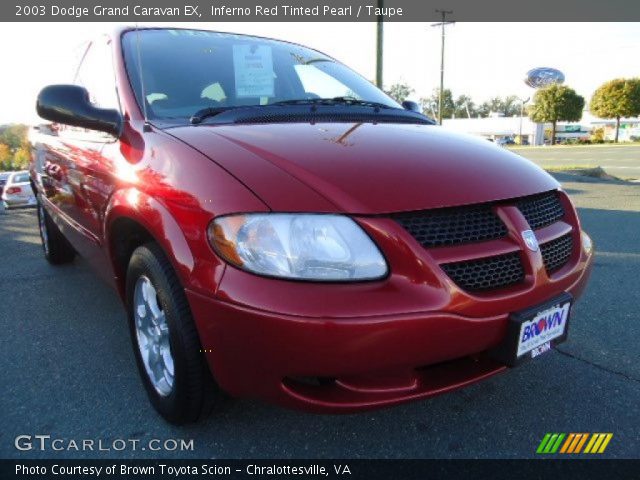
[495,136,515,146]
[0,172,11,192]
[2,170,36,209]
[32,27,593,424]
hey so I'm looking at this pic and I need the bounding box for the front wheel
[126,243,218,424]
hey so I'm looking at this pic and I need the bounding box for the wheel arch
[105,188,195,301]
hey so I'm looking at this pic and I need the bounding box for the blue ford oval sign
[525,67,565,89]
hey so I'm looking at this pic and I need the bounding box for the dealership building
[442,112,640,145]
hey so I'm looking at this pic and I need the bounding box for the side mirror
[401,100,421,113]
[36,85,122,137]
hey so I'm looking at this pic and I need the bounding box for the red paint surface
[30,27,593,412]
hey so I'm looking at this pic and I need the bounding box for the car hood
[168,122,559,214]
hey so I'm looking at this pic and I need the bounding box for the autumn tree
[0,143,11,170]
[13,146,32,170]
[528,84,584,145]
[590,78,640,142]
[0,124,28,151]
[384,82,414,103]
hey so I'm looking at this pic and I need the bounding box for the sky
[1,22,639,124]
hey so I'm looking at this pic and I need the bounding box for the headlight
[208,214,388,281]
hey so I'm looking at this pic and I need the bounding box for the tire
[126,243,217,424]
[37,198,76,265]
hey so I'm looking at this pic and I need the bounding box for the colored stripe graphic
[560,433,575,453]
[584,433,613,454]
[549,433,565,453]
[537,433,565,454]
[573,433,589,453]
[538,433,613,454]
[597,433,613,453]
[537,433,552,454]
[584,434,599,453]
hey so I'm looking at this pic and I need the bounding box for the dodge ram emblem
[522,230,539,252]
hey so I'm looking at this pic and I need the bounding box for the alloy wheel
[133,275,175,397]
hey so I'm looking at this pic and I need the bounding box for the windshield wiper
[190,106,235,124]
[190,97,404,125]
[271,97,396,110]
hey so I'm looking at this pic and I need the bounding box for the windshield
[122,29,400,120]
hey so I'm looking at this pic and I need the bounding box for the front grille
[394,206,507,248]
[441,252,524,292]
[394,190,571,293]
[540,233,573,274]
[517,191,564,230]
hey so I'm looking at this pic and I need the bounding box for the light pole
[519,97,530,144]
[431,10,454,125]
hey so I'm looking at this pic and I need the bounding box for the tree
[528,84,584,145]
[590,78,640,142]
[502,95,522,117]
[454,94,476,118]
[477,95,521,118]
[0,124,28,151]
[420,88,454,120]
[384,82,414,103]
[0,143,11,170]
[13,146,31,170]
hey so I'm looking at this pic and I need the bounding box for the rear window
[11,173,29,183]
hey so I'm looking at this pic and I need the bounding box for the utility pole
[519,97,530,144]
[431,10,454,125]
[376,0,384,88]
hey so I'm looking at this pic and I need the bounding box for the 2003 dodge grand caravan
[31,27,593,424]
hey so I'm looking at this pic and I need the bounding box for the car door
[42,36,121,279]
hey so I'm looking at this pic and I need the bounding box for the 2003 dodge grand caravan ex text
[31,27,593,424]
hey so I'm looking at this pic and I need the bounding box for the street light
[431,10,454,125]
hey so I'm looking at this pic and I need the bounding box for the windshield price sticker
[233,45,275,98]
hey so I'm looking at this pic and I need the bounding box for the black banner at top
[5,0,640,22]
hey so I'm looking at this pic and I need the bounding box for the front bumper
[186,242,592,413]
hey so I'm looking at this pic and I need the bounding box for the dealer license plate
[516,301,570,357]
[489,293,572,367]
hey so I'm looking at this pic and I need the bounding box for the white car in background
[2,171,36,209]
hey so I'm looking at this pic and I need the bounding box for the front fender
[104,188,196,299]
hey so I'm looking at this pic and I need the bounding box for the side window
[75,38,120,111]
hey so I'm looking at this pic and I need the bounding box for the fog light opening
[581,231,593,255]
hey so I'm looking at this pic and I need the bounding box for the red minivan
[31,27,593,424]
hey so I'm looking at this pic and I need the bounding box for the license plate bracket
[490,292,573,367]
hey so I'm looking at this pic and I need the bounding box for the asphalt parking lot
[510,144,640,180]
[1,172,639,460]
